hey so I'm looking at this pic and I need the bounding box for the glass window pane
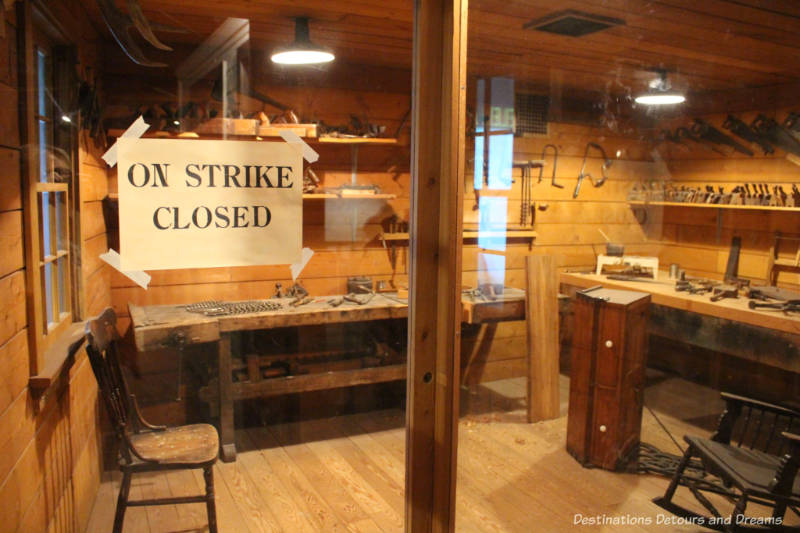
[43,262,53,325]
[37,49,46,115]
[57,257,67,316]
[55,192,65,250]
[38,119,48,182]
[40,191,51,255]
[459,2,800,531]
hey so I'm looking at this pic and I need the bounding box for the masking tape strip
[290,247,314,282]
[99,249,151,290]
[279,130,319,164]
[102,116,150,167]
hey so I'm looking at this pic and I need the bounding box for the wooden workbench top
[559,272,800,336]
[129,289,528,352]
[129,294,408,351]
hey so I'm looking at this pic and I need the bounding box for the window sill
[29,322,86,402]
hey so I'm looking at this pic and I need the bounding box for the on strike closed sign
[117,138,303,270]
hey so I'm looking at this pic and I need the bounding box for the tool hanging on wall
[690,119,754,156]
[516,161,534,226]
[675,126,726,155]
[751,115,800,161]
[573,143,612,198]
[655,129,690,152]
[783,112,800,142]
[722,115,774,155]
[538,144,562,188]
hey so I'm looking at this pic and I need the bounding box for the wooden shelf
[381,229,537,241]
[315,137,398,145]
[628,201,800,213]
[303,193,396,200]
[108,129,400,146]
[462,230,537,239]
[382,232,410,241]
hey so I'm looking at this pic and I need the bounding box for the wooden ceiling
[81,0,800,98]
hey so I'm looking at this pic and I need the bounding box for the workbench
[129,289,526,461]
[559,272,800,375]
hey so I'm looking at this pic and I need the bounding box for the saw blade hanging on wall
[722,115,774,155]
[691,119,754,156]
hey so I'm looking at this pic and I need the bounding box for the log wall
[0,4,106,531]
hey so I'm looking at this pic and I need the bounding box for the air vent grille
[523,10,624,37]
[515,94,549,136]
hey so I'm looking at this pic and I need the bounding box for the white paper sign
[117,138,302,270]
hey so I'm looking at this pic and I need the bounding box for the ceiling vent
[523,10,624,37]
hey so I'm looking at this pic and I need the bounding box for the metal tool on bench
[285,283,308,298]
[573,142,612,198]
[185,300,283,316]
[675,279,714,294]
[710,284,739,302]
[723,115,774,155]
[747,285,800,302]
[290,296,313,307]
[327,297,344,307]
[347,276,373,294]
[272,282,284,298]
[723,236,741,283]
[748,299,800,313]
[343,291,375,305]
[691,119,754,156]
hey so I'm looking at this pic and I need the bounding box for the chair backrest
[85,307,135,459]
[716,393,800,456]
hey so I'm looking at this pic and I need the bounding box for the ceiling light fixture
[635,70,685,106]
[271,17,334,65]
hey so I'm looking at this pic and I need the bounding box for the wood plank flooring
[85,373,793,532]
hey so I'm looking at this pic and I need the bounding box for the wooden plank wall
[648,108,800,290]
[460,118,664,383]
[103,62,414,421]
[0,4,105,532]
[104,63,662,403]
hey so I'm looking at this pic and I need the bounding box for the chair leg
[773,499,787,523]
[727,494,748,533]
[204,466,218,533]
[663,444,694,503]
[113,471,132,533]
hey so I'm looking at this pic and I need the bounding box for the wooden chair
[653,392,800,532]
[85,307,219,533]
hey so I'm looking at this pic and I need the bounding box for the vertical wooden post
[526,255,560,422]
[406,0,467,531]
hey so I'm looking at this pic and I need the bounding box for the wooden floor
[85,372,791,532]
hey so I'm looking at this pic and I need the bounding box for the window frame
[19,1,81,376]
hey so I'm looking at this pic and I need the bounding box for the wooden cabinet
[566,287,651,470]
